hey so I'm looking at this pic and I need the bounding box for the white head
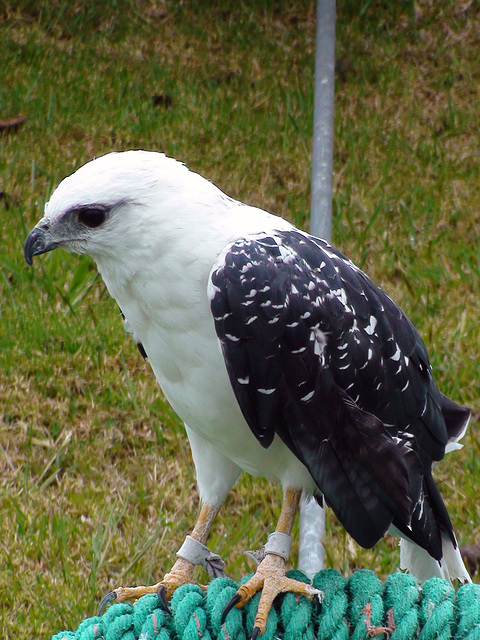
[24,150,223,266]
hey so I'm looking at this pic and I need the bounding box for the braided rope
[50,570,480,640]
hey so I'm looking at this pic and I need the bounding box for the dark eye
[78,208,107,228]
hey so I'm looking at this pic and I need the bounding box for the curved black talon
[98,590,117,616]
[251,626,261,640]
[156,585,172,614]
[221,593,242,624]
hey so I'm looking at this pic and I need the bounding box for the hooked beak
[24,226,59,265]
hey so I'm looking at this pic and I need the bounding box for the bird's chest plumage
[99,253,312,490]
[113,263,223,384]
[101,253,245,422]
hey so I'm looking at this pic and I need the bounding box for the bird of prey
[25,151,471,636]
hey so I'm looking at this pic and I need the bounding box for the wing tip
[440,393,471,453]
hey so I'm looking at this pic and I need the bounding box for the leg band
[245,531,292,565]
[264,531,292,560]
[176,535,226,579]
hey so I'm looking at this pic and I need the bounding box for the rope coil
[50,570,480,640]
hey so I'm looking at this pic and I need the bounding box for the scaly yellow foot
[223,553,321,638]
[98,556,199,614]
[98,503,222,615]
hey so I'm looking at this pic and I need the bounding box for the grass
[1,0,479,637]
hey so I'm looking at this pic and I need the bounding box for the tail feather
[392,471,471,583]
[399,534,471,583]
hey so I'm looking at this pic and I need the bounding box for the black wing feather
[210,229,470,553]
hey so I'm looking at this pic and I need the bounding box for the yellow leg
[99,502,221,611]
[225,488,321,638]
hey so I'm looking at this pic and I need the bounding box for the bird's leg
[223,488,321,637]
[160,501,223,597]
[98,502,221,613]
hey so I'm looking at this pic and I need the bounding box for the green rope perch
[51,569,480,640]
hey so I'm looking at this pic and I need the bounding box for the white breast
[96,206,312,492]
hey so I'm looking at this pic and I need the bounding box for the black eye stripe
[77,207,107,228]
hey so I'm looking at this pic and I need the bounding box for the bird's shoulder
[209,227,415,353]
[209,228,447,455]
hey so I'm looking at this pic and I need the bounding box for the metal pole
[310,0,336,243]
[297,0,336,579]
